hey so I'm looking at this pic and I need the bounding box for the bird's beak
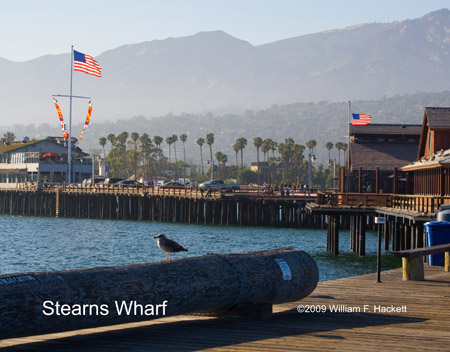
[153,236,158,239]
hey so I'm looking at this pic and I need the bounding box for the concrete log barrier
[0,248,318,339]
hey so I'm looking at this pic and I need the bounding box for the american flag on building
[352,113,372,126]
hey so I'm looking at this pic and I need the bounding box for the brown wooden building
[402,107,450,196]
[340,123,421,193]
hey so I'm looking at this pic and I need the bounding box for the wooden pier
[0,187,323,229]
[308,194,437,257]
[1,266,448,351]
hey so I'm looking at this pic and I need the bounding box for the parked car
[116,179,142,187]
[162,181,186,187]
[198,180,240,191]
[103,177,124,184]
[81,176,105,185]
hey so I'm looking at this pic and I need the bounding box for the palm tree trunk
[263,152,266,183]
[200,146,204,174]
[209,145,213,179]
[256,148,260,185]
[174,143,177,163]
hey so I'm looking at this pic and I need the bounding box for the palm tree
[237,137,247,170]
[206,133,215,178]
[99,137,107,158]
[269,139,278,158]
[253,137,263,185]
[292,144,306,183]
[180,134,188,163]
[116,132,129,177]
[139,133,152,179]
[116,132,129,147]
[306,139,317,154]
[215,151,228,179]
[153,136,163,180]
[197,137,205,174]
[1,132,16,144]
[172,134,178,163]
[233,142,240,167]
[335,142,343,165]
[261,139,271,183]
[107,133,115,150]
[325,142,334,162]
[267,139,277,184]
[153,136,163,150]
[165,136,173,163]
[130,133,140,179]
[278,138,295,179]
[131,133,139,148]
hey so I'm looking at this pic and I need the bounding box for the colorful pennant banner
[78,100,92,141]
[53,98,68,139]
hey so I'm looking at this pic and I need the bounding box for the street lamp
[307,153,316,193]
[91,152,95,183]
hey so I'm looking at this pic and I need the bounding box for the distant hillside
[1,9,450,125]
[2,91,450,166]
[258,8,450,101]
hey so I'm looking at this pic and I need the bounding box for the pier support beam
[358,215,366,256]
[327,215,340,255]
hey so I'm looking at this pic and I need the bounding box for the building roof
[0,137,83,154]
[417,107,450,159]
[424,107,450,130]
[402,148,450,171]
[350,123,422,136]
[0,139,40,153]
[350,142,418,171]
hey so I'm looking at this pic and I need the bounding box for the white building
[0,136,92,187]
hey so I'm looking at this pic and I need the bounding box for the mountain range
[1,8,450,125]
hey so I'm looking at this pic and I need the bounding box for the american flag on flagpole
[73,50,102,77]
[352,113,371,126]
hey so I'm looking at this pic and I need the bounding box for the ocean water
[0,215,401,281]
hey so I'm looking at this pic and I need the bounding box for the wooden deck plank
[1,266,449,351]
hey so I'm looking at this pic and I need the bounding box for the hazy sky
[1,0,449,62]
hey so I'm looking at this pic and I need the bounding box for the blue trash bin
[424,221,450,266]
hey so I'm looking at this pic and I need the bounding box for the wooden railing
[61,184,223,199]
[391,194,450,214]
[319,192,450,214]
[319,193,392,208]
[13,182,319,201]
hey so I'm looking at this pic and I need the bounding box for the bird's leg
[168,253,172,261]
[166,253,169,261]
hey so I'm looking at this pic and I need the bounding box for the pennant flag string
[78,100,93,141]
[53,98,68,140]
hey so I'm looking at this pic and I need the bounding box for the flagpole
[68,45,74,184]
[347,101,351,192]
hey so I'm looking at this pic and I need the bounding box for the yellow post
[402,257,410,280]
[55,189,59,218]
[445,252,449,272]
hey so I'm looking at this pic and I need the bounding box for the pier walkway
[1,266,449,351]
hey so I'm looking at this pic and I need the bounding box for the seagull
[153,234,188,261]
